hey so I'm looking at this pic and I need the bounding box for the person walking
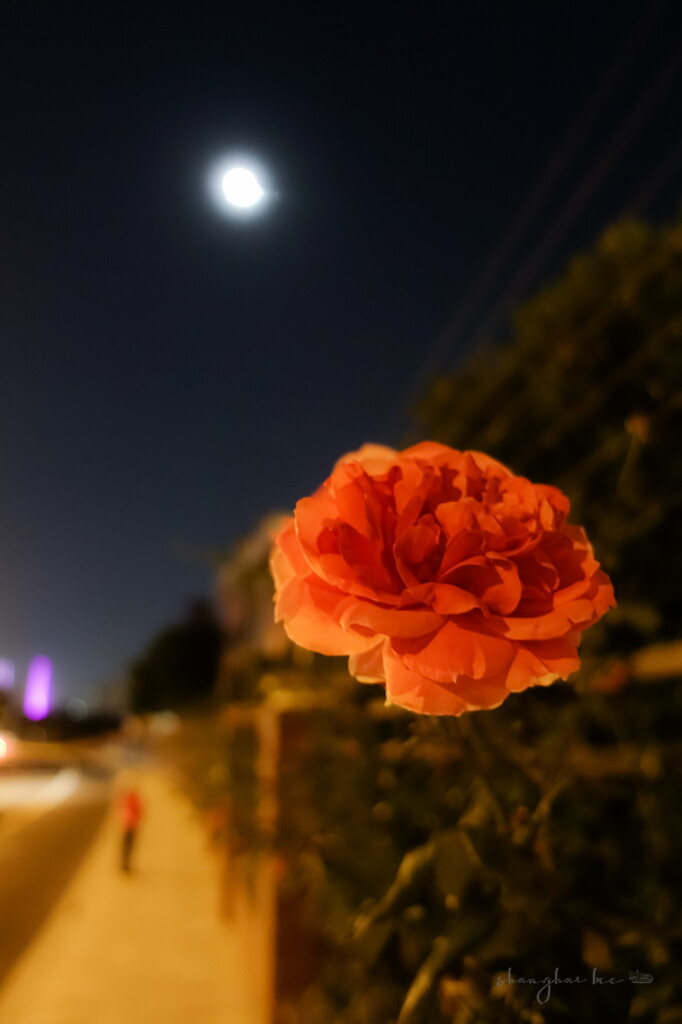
[118,786,144,873]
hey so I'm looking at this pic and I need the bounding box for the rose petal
[339,600,444,639]
[275,576,376,656]
[506,648,560,692]
[296,491,401,602]
[467,450,513,479]
[329,471,380,540]
[391,620,515,683]
[401,582,484,616]
[444,556,522,616]
[490,596,602,640]
[383,646,469,716]
[401,441,467,468]
[450,674,510,710]
[337,443,399,477]
[349,641,387,683]
[394,519,444,586]
[272,518,312,583]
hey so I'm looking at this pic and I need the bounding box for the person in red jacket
[118,787,144,873]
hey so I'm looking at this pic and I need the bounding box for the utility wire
[463,109,682,453]
[627,132,682,215]
[478,233,675,449]
[383,0,675,440]
[422,2,671,381]
[462,36,682,357]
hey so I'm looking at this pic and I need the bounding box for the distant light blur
[147,711,181,737]
[66,698,88,720]
[23,655,53,721]
[0,658,15,689]
[0,730,16,759]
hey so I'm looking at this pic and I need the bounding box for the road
[0,752,112,985]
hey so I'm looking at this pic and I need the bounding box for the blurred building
[214,513,295,704]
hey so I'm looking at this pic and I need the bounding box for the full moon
[221,167,265,208]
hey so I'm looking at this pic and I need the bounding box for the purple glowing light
[24,656,53,721]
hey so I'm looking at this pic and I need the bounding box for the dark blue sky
[1,1,680,704]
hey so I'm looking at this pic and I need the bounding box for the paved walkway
[0,765,256,1024]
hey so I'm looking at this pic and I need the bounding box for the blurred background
[1,1,681,1022]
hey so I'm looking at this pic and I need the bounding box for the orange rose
[270,442,615,716]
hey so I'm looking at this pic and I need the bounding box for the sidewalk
[0,765,257,1024]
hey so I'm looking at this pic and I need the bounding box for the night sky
[1,1,680,704]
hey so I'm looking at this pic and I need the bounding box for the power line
[433,67,682,455]
[478,237,673,449]
[418,1,671,384]
[462,35,682,355]
[628,132,682,216]
[383,1,675,438]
